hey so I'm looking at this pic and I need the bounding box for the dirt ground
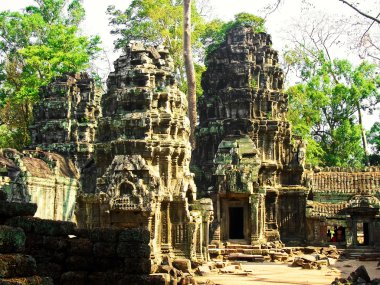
[194,259,380,285]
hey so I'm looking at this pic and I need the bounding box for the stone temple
[0,25,380,284]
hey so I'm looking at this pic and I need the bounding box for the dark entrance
[363,222,369,245]
[357,222,370,246]
[229,207,244,239]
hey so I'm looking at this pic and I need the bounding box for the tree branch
[338,0,380,24]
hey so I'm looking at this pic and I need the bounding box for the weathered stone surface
[30,73,101,173]
[306,167,380,247]
[60,271,88,285]
[6,217,75,236]
[124,258,151,274]
[75,42,213,264]
[0,149,79,222]
[36,263,62,281]
[350,265,371,283]
[42,236,68,251]
[117,243,150,258]
[89,228,122,243]
[0,276,53,285]
[172,259,192,273]
[118,229,150,244]
[147,273,171,285]
[0,190,7,201]
[193,25,306,245]
[0,202,37,218]
[0,226,25,253]
[0,254,36,278]
[67,238,93,256]
[93,242,116,257]
[65,256,93,271]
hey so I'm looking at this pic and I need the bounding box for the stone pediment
[97,155,160,212]
[348,194,380,209]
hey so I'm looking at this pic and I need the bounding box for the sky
[0,0,362,59]
[0,0,378,129]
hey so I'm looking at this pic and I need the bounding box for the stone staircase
[208,243,290,262]
[343,248,380,260]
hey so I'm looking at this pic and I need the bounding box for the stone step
[0,254,36,278]
[0,276,53,285]
[0,225,26,253]
[0,201,37,219]
[227,253,265,262]
[5,216,75,236]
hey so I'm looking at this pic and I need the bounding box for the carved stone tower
[76,43,213,262]
[193,26,307,245]
[29,73,101,170]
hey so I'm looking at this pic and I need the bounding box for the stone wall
[305,167,380,247]
[312,167,380,199]
[0,190,183,285]
[0,149,79,222]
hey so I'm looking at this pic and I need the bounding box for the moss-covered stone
[118,228,150,244]
[0,276,53,285]
[0,254,36,278]
[0,190,7,201]
[0,226,25,253]
[5,217,75,236]
[0,202,37,219]
[116,243,150,258]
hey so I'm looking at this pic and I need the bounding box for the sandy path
[194,260,380,285]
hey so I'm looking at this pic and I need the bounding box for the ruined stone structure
[29,73,101,171]
[75,43,213,263]
[192,26,308,245]
[1,26,380,284]
[306,167,380,247]
[0,189,181,285]
[0,149,79,221]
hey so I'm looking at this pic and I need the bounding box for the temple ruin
[192,26,308,245]
[0,24,380,285]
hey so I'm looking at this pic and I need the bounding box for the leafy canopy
[287,51,380,166]
[0,0,100,149]
[368,122,380,165]
[107,0,206,72]
[201,13,266,58]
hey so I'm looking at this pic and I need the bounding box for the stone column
[250,193,262,244]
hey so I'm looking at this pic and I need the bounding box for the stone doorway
[221,197,249,243]
[229,207,244,239]
[356,222,370,246]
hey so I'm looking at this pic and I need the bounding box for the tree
[0,0,100,149]
[201,13,266,58]
[107,0,207,76]
[287,51,380,166]
[183,0,197,147]
[265,0,380,63]
[337,0,380,25]
[368,122,380,165]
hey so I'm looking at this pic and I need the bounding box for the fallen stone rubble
[331,265,380,285]
[208,243,341,270]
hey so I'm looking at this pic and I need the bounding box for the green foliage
[287,51,380,167]
[368,122,380,165]
[0,0,100,149]
[107,0,206,71]
[201,13,266,58]
[181,63,206,97]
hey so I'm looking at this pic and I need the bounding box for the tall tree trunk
[357,103,369,165]
[184,0,197,148]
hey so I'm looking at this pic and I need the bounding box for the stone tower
[76,43,212,262]
[192,26,307,245]
[29,73,101,170]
